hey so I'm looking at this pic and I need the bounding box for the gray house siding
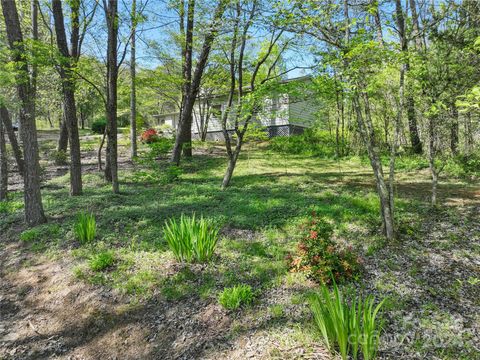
[156,77,318,139]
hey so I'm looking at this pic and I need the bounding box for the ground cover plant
[218,284,255,310]
[309,282,386,360]
[163,213,219,263]
[73,212,96,244]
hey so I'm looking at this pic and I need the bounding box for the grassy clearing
[2,138,479,359]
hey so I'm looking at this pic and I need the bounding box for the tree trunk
[104,0,119,193]
[2,0,46,226]
[57,116,69,152]
[52,0,83,196]
[450,104,459,155]
[31,0,38,111]
[130,0,137,159]
[0,121,7,201]
[98,128,107,171]
[222,151,239,189]
[395,0,422,155]
[427,114,438,206]
[406,95,422,153]
[464,112,473,154]
[388,65,406,231]
[0,105,24,176]
[171,0,226,164]
[409,0,425,50]
[353,93,394,240]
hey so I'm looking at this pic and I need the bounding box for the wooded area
[0,1,478,359]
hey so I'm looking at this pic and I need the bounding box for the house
[155,76,318,140]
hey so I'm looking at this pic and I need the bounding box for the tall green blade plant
[73,212,96,244]
[163,214,219,263]
[309,281,386,360]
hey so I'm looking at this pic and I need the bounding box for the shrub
[147,137,173,158]
[309,282,386,360]
[74,212,96,244]
[91,118,107,134]
[89,251,115,271]
[270,129,338,157]
[50,150,68,165]
[162,214,219,263]
[218,284,254,310]
[287,214,361,284]
[141,128,160,143]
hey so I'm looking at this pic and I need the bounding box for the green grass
[89,251,115,271]
[218,284,255,310]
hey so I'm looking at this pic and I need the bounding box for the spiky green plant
[162,214,219,263]
[74,212,96,244]
[309,282,385,360]
[218,284,254,310]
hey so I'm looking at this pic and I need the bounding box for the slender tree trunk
[427,114,438,206]
[104,0,119,193]
[171,0,226,164]
[395,0,422,154]
[450,104,459,155]
[353,93,394,240]
[388,66,405,230]
[409,0,425,50]
[98,129,107,171]
[2,0,46,226]
[372,0,384,45]
[0,105,24,176]
[0,121,7,201]
[80,110,85,129]
[464,112,473,154]
[222,150,240,189]
[31,0,38,110]
[130,0,137,159]
[57,115,69,152]
[52,0,83,196]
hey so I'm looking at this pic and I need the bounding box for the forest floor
[0,130,479,360]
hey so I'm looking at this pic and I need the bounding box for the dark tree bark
[57,115,69,153]
[104,0,119,193]
[427,113,439,206]
[182,0,195,158]
[52,0,83,195]
[171,0,227,165]
[0,121,7,201]
[130,0,137,159]
[2,0,46,226]
[0,105,24,176]
[450,104,459,155]
[395,0,423,154]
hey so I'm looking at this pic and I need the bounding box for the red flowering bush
[287,213,361,284]
[140,128,159,143]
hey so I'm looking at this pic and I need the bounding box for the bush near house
[141,128,160,143]
[287,213,361,284]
